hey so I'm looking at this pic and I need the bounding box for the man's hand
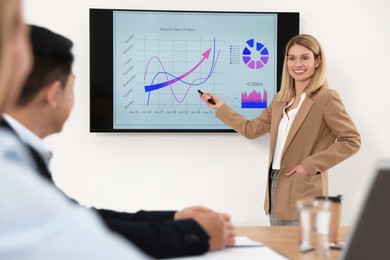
[174,206,214,220]
[194,212,236,251]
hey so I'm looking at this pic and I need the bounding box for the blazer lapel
[26,145,53,182]
[281,97,313,158]
[0,118,53,182]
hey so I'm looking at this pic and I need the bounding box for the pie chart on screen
[242,39,269,69]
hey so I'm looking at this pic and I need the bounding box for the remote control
[197,90,216,105]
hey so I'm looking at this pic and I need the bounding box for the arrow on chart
[144,48,211,93]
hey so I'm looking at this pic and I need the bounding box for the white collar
[286,92,307,107]
[282,92,307,117]
[3,114,53,166]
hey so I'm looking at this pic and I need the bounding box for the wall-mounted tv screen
[90,9,299,132]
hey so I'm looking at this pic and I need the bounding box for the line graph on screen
[143,38,221,106]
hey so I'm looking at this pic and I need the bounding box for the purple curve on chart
[143,40,220,106]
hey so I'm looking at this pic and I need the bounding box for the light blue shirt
[3,114,52,167]
[0,128,149,260]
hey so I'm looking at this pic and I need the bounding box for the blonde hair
[0,0,21,111]
[277,34,328,103]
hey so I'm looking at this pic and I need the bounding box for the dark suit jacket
[0,120,209,258]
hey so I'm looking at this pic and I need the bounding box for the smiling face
[286,44,321,87]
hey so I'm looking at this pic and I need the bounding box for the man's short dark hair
[17,25,74,106]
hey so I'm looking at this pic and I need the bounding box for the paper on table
[166,236,288,260]
[233,236,263,247]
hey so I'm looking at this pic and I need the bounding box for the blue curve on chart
[144,39,219,106]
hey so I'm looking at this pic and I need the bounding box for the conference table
[236,226,350,260]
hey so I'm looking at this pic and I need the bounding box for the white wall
[23,0,390,226]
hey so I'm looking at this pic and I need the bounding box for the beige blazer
[216,87,361,220]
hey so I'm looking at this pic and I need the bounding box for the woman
[0,1,149,258]
[200,34,361,226]
[0,0,32,109]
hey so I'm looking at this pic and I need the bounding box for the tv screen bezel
[89,9,299,133]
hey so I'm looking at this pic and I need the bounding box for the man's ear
[45,80,62,107]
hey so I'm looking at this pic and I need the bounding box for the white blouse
[272,92,306,170]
